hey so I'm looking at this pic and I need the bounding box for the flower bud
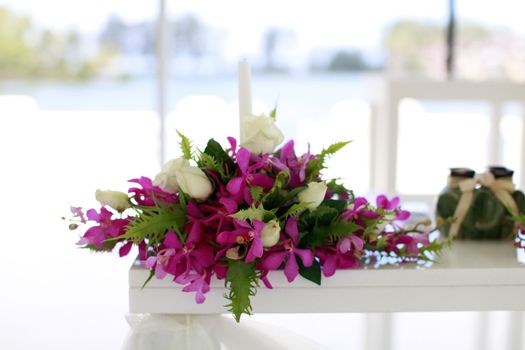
[95,189,130,212]
[260,220,281,247]
[175,166,213,201]
[241,114,284,154]
[153,158,191,194]
[298,182,328,210]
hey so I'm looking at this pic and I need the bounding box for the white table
[129,241,525,314]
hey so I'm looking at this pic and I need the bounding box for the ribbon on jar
[448,172,519,237]
[449,177,477,238]
[477,172,519,216]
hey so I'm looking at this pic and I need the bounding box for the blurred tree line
[2,4,524,81]
[0,6,113,79]
[384,20,525,80]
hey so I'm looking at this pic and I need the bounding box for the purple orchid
[226,148,274,204]
[261,216,314,282]
[70,206,86,224]
[273,140,314,187]
[77,207,130,249]
[341,197,381,223]
[217,219,265,263]
[128,177,177,206]
[316,246,360,277]
[376,195,411,221]
[146,222,214,281]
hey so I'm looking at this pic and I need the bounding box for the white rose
[153,158,190,194]
[95,190,130,212]
[175,166,213,201]
[298,182,328,210]
[260,220,281,247]
[242,114,284,154]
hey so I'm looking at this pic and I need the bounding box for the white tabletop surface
[129,241,525,314]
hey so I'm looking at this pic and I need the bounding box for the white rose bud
[298,181,328,210]
[261,220,281,247]
[95,190,131,212]
[242,114,284,154]
[175,166,213,201]
[153,158,191,194]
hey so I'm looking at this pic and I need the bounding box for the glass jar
[468,166,525,239]
[436,168,476,238]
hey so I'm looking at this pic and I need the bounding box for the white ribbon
[447,172,519,238]
[449,177,477,238]
[477,172,519,216]
[122,314,325,350]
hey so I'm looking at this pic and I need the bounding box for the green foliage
[81,241,117,252]
[269,103,277,119]
[298,257,321,285]
[327,179,352,198]
[224,260,259,322]
[249,186,264,204]
[141,270,155,289]
[417,237,452,261]
[230,206,276,222]
[306,141,351,181]
[199,138,235,180]
[320,141,352,159]
[117,203,187,245]
[177,130,194,160]
[198,152,225,178]
[322,199,348,215]
[261,170,302,209]
[281,202,309,220]
[298,204,360,248]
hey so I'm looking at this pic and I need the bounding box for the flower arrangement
[69,112,445,322]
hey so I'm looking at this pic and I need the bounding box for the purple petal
[145,256,157,269]
[284,252,299,282]
[294,248,314,267]
[261,275,273,289]
[350,235,364,251]
[226,177,244,195]
[338,237,351,253]
[322,254,337,277]
[186,222,202,244]
[280,140,295,162]
[227,137,237,155]
[219,197,238,214]
[285,216,299,244]
[138,241,148,261]
[245,235,263,263]
[376,195,387,209]
[353,197,369,209]
[164,232,182,249]
[252,220,265,233]
[86,208,100,222]
[186,201,204,218]
[236,148,250,174]
[251,173,274,190]
[119,241,133,257]
[338,254,360,269]
[261,251,287,270]
[395,210,411,221]
[389,196,400,209]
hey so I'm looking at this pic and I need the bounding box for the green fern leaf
[224,260,258,322]
[176,130,194,160]
[117,203,187,244]
[249,186,264,203]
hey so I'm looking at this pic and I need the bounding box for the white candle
[238,59,252,144]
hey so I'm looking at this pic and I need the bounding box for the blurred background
[1,0,525,349]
